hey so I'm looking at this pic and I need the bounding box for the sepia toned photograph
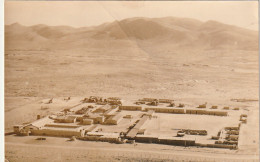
[3,1,259,161]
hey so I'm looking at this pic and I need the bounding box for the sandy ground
[5,136,259,162]
[144,112,241,138]
[4,49,258,99]
[4,47,259,161]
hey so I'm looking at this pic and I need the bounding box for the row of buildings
[119,105,228,116]
[12,96,246,150]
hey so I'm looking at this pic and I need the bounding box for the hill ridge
[5,17,258,51]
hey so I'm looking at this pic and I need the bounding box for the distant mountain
[5,17,258,50]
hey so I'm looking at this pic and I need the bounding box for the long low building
[14,116,53,133]
[79,132,121,143]
[69,103,89,112]
[158,99,174,103]
[44,123,80,128]
[144,107,185,114]
[92,105,111,113]
[140,98,157,102]
[143,107,227,116]
[54,116,78,123]
[87,114,105,124]
[105,113,123,125]
[119,105,228,116]
[119,106,142,111]
[30,127,86,137]
[19,123,90,137]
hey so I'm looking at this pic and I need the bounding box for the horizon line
[4,16,259,32]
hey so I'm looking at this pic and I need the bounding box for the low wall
[186,109,196,114]
[135,136,195,146]
[186,109,228,116]
[195,143,237,149]
[135,136,159,143]
[159,139,195,146]
[172,109,185,114]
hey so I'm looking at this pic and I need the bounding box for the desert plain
[4,17,259,161]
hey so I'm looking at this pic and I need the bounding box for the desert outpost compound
[12,96,249,150]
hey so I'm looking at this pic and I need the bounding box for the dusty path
[5,141,259,162]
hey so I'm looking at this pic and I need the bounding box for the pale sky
[4,1,259,30]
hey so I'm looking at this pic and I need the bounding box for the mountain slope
[5,17,258,51]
